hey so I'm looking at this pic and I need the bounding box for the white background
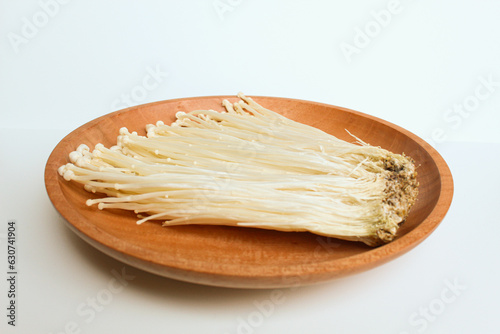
[1,0,499,333]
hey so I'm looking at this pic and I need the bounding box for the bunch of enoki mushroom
[58,93,418,246]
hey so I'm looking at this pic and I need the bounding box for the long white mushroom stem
[58,93,418,246]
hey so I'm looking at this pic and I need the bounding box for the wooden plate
[44,96,453,288]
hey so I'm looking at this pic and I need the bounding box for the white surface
[1,1,499,333]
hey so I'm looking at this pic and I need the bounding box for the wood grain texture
[44,96,454,288]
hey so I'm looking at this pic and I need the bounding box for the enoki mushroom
[58,93,418,246]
